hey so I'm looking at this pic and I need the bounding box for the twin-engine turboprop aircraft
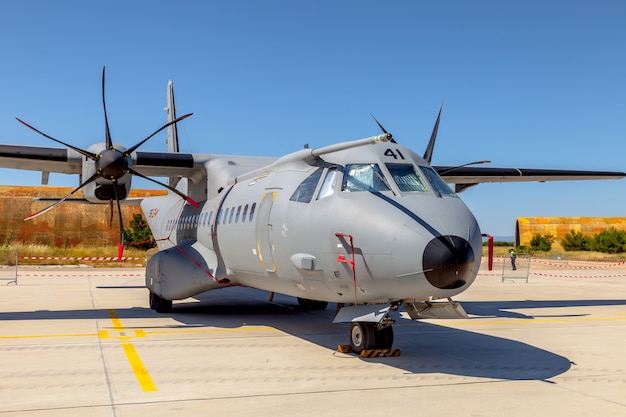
[1,69,624,352]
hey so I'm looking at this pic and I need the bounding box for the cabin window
[317,167,338,200]
[235,206,242,223]
[341,164,391,192]
[242,204,249,222]
[249,202,257,222]
[386,164,429,192]
[290,168,323,203]
[229,207,235,224]
[420,166,455,196]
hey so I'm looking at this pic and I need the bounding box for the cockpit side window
[289,168,323,203]
[420,166,456,196]
[317,167,338,200]
[341,164,391,192]
[386,164,429,192]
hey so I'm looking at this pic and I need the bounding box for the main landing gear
[348,321,394,353]
[149,292,172,313]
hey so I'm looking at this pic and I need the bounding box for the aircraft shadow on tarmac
[158,287,579,382]
[461,299,626,319]
[8,286,622,382]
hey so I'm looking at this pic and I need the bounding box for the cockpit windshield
[342,164,391,192]
[420,166,456,196]
[385,164,429,192]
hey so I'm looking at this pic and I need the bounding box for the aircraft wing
[0,144,203,178]
[0,144,278,183]
[436,165,626,192]
[0,144,82,174]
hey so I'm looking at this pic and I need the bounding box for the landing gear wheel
[349,322,376,353]
[149,292,172,313]
[374,325,394,349]
[297,297,329,310]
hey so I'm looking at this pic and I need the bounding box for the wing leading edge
[436,165,626,193]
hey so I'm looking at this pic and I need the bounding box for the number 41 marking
[384,148,405,160]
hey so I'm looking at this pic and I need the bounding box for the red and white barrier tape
[483,257,626,269]
[17,273,144,277]
[531,258,626,269]
[530,271,626,279]
[479,271,626,279]
[20,256,143,261]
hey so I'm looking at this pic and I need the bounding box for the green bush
[123,214,156,251]
[561,230,592,251]
[590,227,626,254]
[530,233,554,252]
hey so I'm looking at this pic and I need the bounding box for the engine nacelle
[82,141,132,203]
[145,242,223,300]
[82,178,132,202]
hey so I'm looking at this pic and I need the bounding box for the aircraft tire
[374,325,394,349]
[150,292,173,313]
[349,322,376,353]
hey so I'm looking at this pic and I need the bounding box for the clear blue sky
[0,0,624,237]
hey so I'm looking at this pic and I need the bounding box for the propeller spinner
[17,67,198,260]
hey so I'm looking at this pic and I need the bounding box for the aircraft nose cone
[423,235,475,290]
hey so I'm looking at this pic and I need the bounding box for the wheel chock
[337,344,353,353]
[337,345,401,357]
[360,348,401,358]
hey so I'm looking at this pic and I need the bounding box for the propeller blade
[370,114,396,144]
[423,101,443,164]
[128,168,200,208]
[102,67,113,149]
[112,181,125,261]
[24,172,100,221]
[125,113,193,155]
[370,113,388,134]
[15,118,97,160]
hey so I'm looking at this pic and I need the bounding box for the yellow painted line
[107,308,124,329]
[0,333,96,340]
[421,315,626,328]
[2,315,624,342]
[106,309,157,392]
[121,343,157,392]
[0,324,284,340]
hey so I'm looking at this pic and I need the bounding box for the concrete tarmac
[0,262,624,416]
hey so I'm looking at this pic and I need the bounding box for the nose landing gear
[349,321,394,353]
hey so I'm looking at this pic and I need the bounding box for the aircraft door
[255,191,277,272]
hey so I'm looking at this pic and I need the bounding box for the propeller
[423,101,443,164]
[370,101,443,157]
[17,67,198,260]
[369,113,397,143]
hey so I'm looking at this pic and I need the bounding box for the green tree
[123,214,156,251]
[561,230,591,251]
[530,233,554,252]
[590,227,626,254]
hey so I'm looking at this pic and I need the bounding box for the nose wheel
[149,291,172,313]
[349,322,394,353]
